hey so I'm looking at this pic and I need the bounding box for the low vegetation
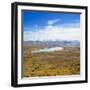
[23,44,80,77]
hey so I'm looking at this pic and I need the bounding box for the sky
[23,11,80,41]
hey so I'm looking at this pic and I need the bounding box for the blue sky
[23,11,80,41]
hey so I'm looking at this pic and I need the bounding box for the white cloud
[45,19,60,29]
[47,19,60,25]
[45,25,53,29]
[24,26,80,41]
[24,19,80,41]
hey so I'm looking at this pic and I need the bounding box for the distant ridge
[24,40,80,47]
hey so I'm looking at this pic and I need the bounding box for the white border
[18,5,86,84]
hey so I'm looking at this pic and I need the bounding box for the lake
[32,47,64,53]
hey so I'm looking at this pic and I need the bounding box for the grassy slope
[23,45,80,77]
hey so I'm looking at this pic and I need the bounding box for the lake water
[32,47,63,53]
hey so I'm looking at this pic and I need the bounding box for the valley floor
[23,45,80,77]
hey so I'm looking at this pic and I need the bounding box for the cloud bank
[24,19,80,41]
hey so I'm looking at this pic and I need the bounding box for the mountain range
[24,40,80,47]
